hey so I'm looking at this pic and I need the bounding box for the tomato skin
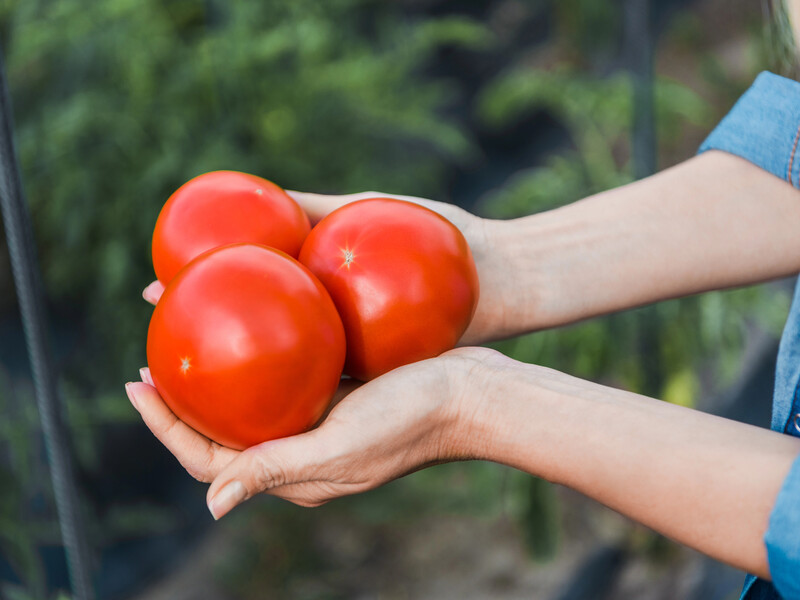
[298,198,479,381]
[152,171,310,284]
[146,244,345,450]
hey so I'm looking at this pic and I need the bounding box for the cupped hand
[143,189,511,345]
[135,188,513,518]
[125,347,497,519]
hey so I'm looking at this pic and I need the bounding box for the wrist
[456,209,579,344]
[440,347,532,462]
[478,213,573,341]
[445,348,596,485]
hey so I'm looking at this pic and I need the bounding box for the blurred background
[0,0,795,598]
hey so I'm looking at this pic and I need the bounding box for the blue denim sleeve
[764,453,800,599]
[699,71,800,600]
[699,71,800,188]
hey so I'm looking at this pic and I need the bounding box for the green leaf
[661,368,699,409]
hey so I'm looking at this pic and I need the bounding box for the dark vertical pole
[0,47,95,599]
[625,0,663,401]
[552,3,659,598]
[625,0,656,180]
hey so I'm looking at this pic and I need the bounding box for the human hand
[135,189,514,519]
[142,189,511,345]
[125,346,499,519]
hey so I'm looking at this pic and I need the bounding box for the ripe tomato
[152,171,310,284]
[298,198,479,381]
[146,244,345,450]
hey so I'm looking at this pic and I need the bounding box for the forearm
[462,355,800,578]
[486,151,800,337]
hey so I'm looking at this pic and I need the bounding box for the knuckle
[178,439,218,483]
[200,444,217,472]
[155,415,180,439]
[251,451,287,491]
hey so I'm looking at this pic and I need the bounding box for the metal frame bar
[0,45,95,600]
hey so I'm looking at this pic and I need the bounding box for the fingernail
[125,382,140,412]
[142,282,159,304]
[139,367,154,386]
[208,480,246,521]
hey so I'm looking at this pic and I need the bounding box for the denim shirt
[699,71,800,600]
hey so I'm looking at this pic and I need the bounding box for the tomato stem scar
[180,357,192,374]
[341,248,355,269]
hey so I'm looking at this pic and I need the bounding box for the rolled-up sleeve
[699,71,800,188]
[765,452,800,599]
[699,71,800,599]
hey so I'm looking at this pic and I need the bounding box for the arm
[142,151,800,343]
[462,349,800,580]
[127,347,800,580]
[489,150,800,338]
[283,150,800,344]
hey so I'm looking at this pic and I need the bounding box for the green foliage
[552,0,622,63]
[0,372,51,599]
[476,67,712,217]
[475,63,785,404]
[1,0,491,592]
[0,586,71,600]
[521,476,561,561]
[473,33,784,559]
[4,0,487,388]
[0,0,788,592]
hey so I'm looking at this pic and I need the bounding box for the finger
[139,366,154,386]
[143,280,165,305]
[286,189,467,237]
[286,190,431,224]
[206,432,323,519]
[125,381,239,482]
[285,190,363,224]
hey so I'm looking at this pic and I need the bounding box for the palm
[129,369,361,484]
[128,352,461,512]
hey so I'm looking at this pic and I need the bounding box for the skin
[790,0,800,44]
[130,106,800,581]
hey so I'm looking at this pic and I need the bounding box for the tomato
[152,171,310,284]
[146,244,345,450]
[298,198,479,381]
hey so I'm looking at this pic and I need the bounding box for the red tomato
[146,244,345,450]
[152,171,310,284]
[298,198,479,381]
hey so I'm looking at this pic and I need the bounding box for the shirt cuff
[698,71,800,188]
[764,450,800,599]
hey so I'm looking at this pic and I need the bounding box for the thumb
[285,190,364,224]
[286,190,424,224]
[206,431,322,519]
